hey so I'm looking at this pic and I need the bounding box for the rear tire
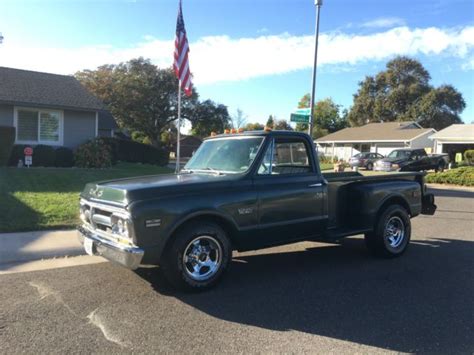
[161,221,231,291]
[435,161,445,173]
[366,162,373,170]
[365,204,411,258]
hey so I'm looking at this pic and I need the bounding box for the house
[0,67,118,148]
[315,121,436,161]
[170,135,202,158]
[429,124,474,160]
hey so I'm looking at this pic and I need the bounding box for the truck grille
[80,199,131,240]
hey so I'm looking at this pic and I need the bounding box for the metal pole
[309,0,322,137]
[175,82,181,173]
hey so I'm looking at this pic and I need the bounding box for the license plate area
[84,238,95,256]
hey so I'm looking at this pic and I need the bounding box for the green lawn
[319,163,333,171]
[0,163,172,233]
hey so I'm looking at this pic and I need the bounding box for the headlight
[111,214,130,238]
[392,164,400,169]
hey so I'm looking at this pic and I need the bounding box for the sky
[0,0,473,129]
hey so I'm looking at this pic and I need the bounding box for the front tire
[435,161,445,173]
[365,204,411,258]
[161,221,231,291]
[366,162,373,170]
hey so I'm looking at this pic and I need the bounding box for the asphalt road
[1,187,473,354]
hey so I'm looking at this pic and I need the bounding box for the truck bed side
[323,171,424,234]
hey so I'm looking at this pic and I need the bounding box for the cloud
[361,17,406,28]
[0,25,473,85]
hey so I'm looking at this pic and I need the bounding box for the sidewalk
[0,229,84,265]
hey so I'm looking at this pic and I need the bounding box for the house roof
[316,122,435,143]
[0,67,105,111]
[429,124,474,141]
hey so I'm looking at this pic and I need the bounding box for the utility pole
[308,0,322,137]
[0,33,4,44]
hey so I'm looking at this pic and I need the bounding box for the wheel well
[375,196,411,223]
[162,214,238,256]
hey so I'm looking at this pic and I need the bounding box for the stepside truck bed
[322,171,426,237]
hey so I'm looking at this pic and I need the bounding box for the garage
[430,124,474,161]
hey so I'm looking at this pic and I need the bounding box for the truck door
[254,136,327,245]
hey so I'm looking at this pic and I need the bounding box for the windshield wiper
[187,167,224,175]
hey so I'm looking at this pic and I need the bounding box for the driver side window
[258,138,313,175]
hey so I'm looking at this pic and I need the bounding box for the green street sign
[294,108,311,115]
[290,108,311,123]
[290,113,310,123]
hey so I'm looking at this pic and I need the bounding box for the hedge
[0,126,15,166]
[33,145,56,167]
[425,166,474,186]
[97,137,169,166]
[74,139,112,168]
[8,144,74,167]
[464,150,474,166]
[55,147,74,167]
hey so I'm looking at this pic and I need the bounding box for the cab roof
[204,130,310,140]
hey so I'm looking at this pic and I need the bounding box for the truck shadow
[137,237,474,353]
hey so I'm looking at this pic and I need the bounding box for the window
[258,138,313,175]
[184,137,264,174]
[15,108,63,145]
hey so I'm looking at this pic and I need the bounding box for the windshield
[387,150,410,159]
[184,136,264,174]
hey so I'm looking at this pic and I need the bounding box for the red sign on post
[24,147,33,167]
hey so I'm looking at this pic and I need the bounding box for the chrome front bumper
[77,225,144,270]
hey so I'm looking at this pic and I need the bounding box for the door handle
[308,183,323,187]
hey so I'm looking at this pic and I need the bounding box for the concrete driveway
[0,186,473,353]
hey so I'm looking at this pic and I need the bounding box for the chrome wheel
[183,235,222,281]
[384,216,405,249]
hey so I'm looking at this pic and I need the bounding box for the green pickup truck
[78,130,436,290]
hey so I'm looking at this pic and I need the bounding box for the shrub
[464,150,474,166]
[74,139,112,168]
[55,147,74,167]
[97,137,169,166]
[0,126,15,166]
[426,166,474,186]
[33,145,56,167]
[8,145,28,166]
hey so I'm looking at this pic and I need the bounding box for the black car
[349,152,384,170]
[374,149,448,172]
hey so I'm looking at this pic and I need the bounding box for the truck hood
[81,173,241,206]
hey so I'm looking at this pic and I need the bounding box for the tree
[231,109,247,129]
[190,100,231,137]
[274,119,293,131]
[244,122,265,131]
[295,94,310,132]
[266,115,275,129]
[347,56,465,129]
[407,85,465,130]
[76,57,198,147]
[294,95,347,137]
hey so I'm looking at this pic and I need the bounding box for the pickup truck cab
[374,148,448,172]
[78,131,436,290]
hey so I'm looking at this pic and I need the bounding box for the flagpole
[176,80,182,173]
[309,0,322,137]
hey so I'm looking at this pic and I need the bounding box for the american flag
[173,0,192,97]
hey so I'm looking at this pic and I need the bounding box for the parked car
[374,148,448,172]
[78,131,436,291]
[349,152,384,170]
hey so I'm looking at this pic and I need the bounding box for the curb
[0,229,85,265]
[426,183,474,192]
